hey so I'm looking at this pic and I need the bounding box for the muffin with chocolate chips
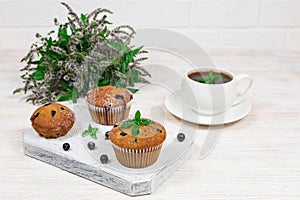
[30,103,75,138]
[109,110,166,168]
[86,86,133,125]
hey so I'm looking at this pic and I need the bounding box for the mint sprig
[82,124,99,140]
[120,110,152,136]
[198,70,224,84]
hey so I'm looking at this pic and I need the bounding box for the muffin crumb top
[87,86,132,107]
[110,119,166,149]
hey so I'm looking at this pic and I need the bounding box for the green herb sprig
[13,2,150,104]
[198,70,224,84]
[82,124,99,140]
[120,110,152,136]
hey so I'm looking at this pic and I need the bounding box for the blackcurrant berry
[63,143,70,151]
[177,133,185,142]
[120,132,127,136]
[100,154,109,164]
[87,141,95,150]
[105,131,110,140]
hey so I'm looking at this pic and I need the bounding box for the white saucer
[164,90,251,125]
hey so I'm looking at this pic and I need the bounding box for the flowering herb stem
[13,2,150,105]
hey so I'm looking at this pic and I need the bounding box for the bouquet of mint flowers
[14,2,150,104]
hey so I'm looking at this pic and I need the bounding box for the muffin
[30,103,75,139]
[109,111,166,168]
[86,86,133,125]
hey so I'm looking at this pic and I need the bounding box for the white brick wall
[192,1,260,27]
[1,0,300,52]
[263,0,300,27]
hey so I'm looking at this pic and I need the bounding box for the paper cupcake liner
[86,100,132,125]
[111,143,163,168]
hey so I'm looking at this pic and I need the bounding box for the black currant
[63,143,70,151]
[177,133,185,142]
[87,141,95,150]
[115,94,124,100]
[105,131,110,140]
[100,154,109,164]
[51,110,56,117]
[120,132,127,136]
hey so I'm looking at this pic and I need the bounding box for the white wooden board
[22,104,193,196]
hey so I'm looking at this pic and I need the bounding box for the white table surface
[1,50,300,200]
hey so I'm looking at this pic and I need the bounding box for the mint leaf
[58,28,69,42]
[57,93,71,102]
[82,130,90,137]
[98,79,110,86]
[121,120,134,128]
[83,124,98,139]
[90,133,97,140]
[91,127,99,134]
[208,70,213,79]
[31,71,44,80]
[132,124,139,136]
[135,110,141,121]
[212,74,223,84]
[139,119,152,125]
[71,89,77,103]
[99,26,108,38]
[13,88,23,94]
[198,77,206,83]
[80,14,87,22]
[88,124,93,132]
[208,70,213,82]
[80,14,88,27]
[198,71,223,84]
[126,87,139,93]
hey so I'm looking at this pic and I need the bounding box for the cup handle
[233,73,253,105]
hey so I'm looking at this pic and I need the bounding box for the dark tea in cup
[188,70,232,84]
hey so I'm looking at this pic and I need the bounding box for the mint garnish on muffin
[120,110,152,136]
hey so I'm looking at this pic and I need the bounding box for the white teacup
[180,68,253,115]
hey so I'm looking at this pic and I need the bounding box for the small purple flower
[69,52,77,57]
[73,81,81,89]
[70,45,76,52]
[74,68,80,75]
[75,32,83,38]
[50,96,56,102]
[45,72,53,82]
[40,86,47,93]
[72,38,80,45]
[50,46,66,55]
[63,75,70,81]
[88,81,95,89]
[57,70,65,78]
[67,63,76,72]
[90,35,96,41]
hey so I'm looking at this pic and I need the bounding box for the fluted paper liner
[86,100,131,125]
[111,143,163,168]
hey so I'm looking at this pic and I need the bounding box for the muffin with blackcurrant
[30,103,75,138]
[86,86,133,125]
[109,110,166,168]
